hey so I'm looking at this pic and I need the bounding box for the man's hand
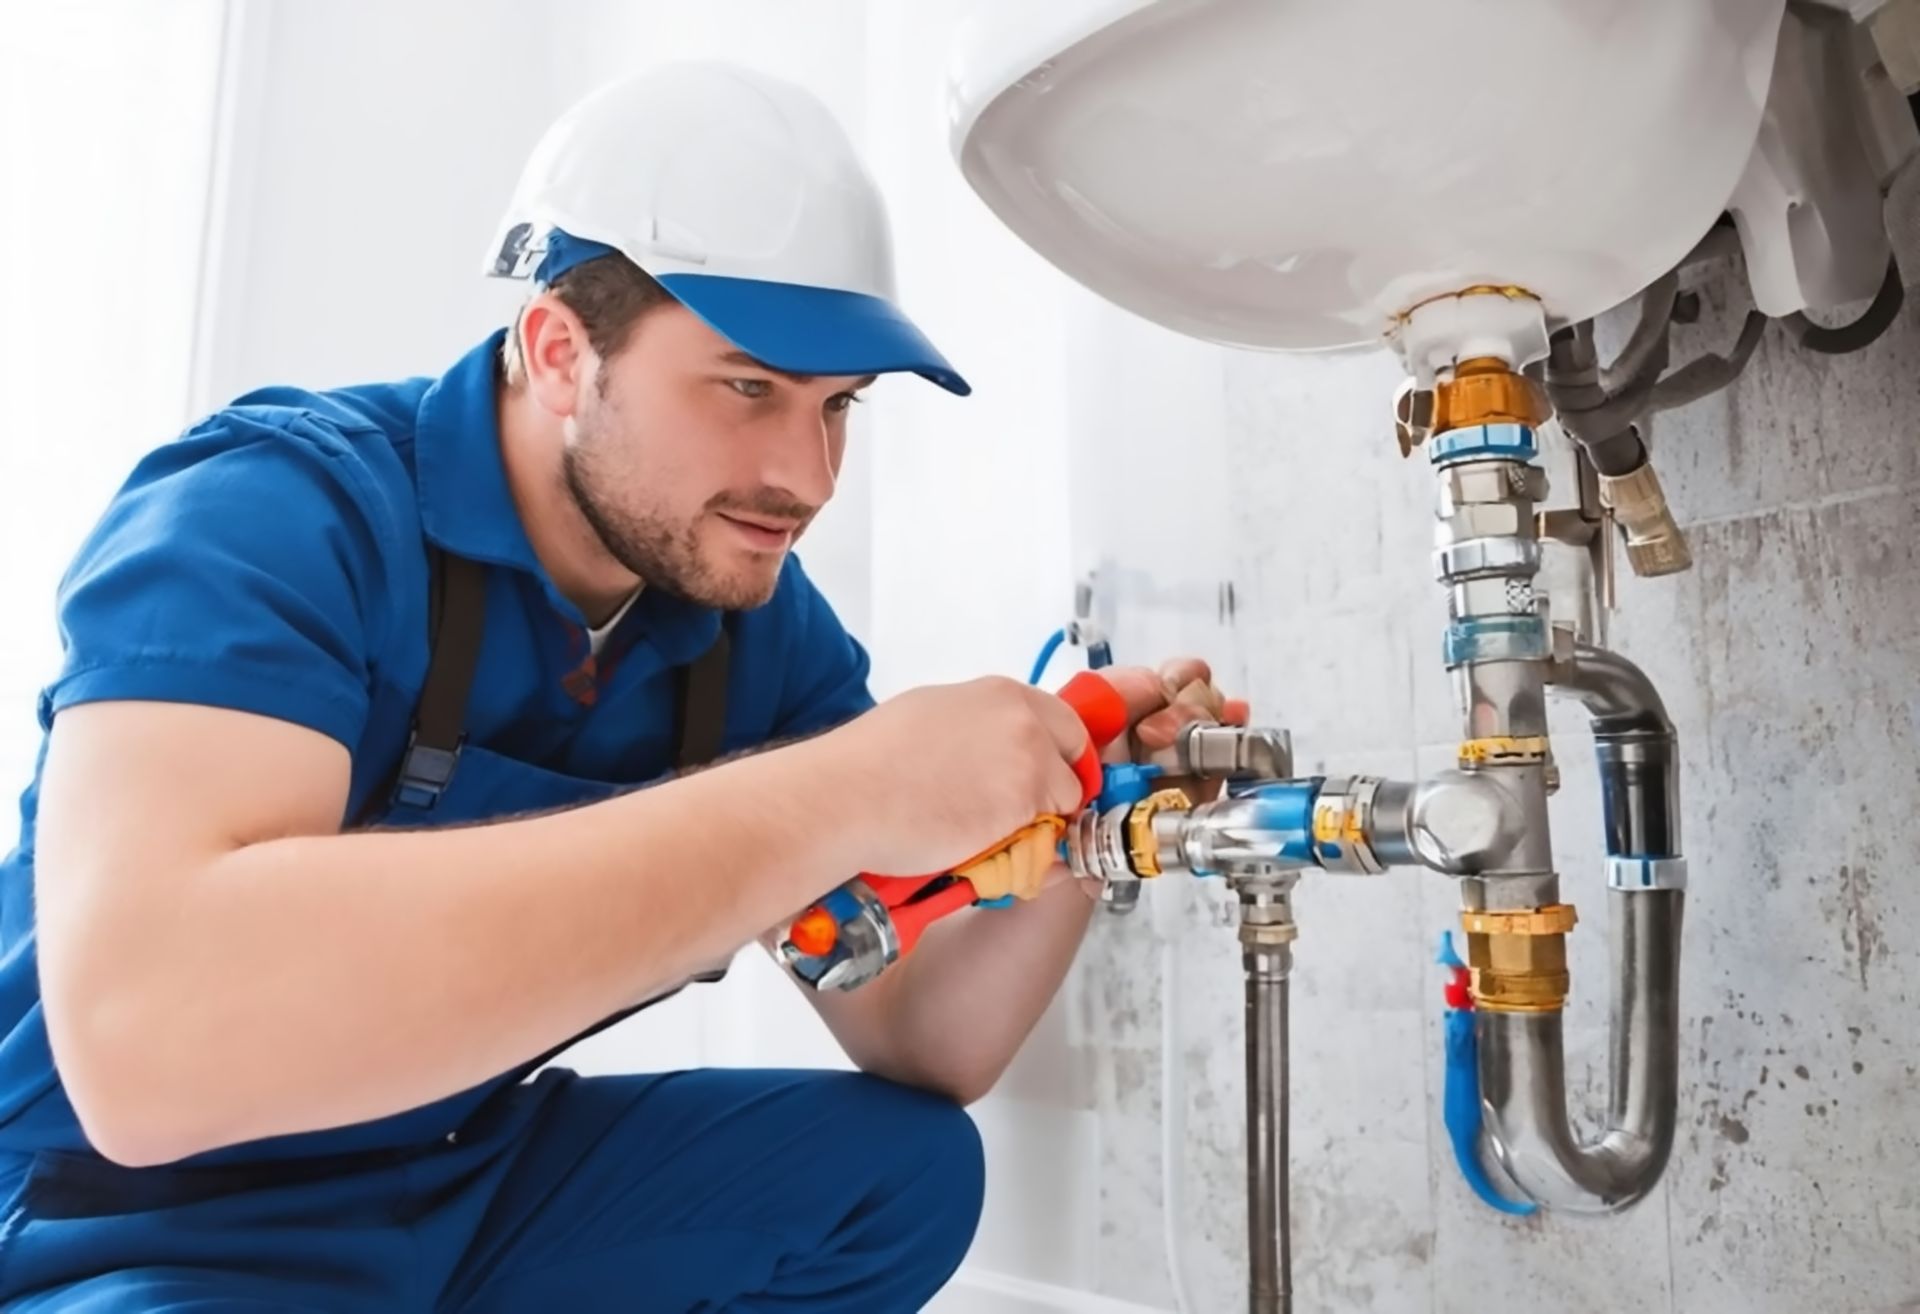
[795,656,1249,1105]
[954,658,1249,904]
[1101,656,1250,776]
[816,677,1091,879]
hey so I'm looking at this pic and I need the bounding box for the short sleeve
[40,411,397,751]
[771,558,874,739]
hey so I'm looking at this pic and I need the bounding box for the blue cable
[1436,932,1538,1217]
[1028,628,1068,686]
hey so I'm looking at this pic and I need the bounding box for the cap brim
[656,273,971,396]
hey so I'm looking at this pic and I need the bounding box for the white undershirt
[587,588,642,657]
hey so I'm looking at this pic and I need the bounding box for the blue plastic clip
[1436,931,1538,1217]
[1097,762,1162,810]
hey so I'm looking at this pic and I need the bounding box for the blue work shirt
[0,330,873,1164]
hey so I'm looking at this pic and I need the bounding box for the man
[0,64,1239,1311]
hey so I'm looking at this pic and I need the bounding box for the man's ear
[519,294,593,419]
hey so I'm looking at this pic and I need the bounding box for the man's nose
[762,410,840,508]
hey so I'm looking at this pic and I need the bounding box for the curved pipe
[1475,643,1685,1213]
[1551,641,1672,736]
[1478,890,1683,1213]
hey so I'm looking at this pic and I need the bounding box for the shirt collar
[414,330,545,576]
[414,331,724,662]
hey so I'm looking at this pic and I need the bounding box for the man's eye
[826,392,865,415]
[727,379,772,399]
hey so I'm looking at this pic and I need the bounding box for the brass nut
[1433,357,1550,433]
[1460,904,1578,936]
[1126,789,1191,878]
[1462,903,1577,1013]
[1311,794,1365,846]
[1470,965,1570,1012]
[1458,736,1552,768]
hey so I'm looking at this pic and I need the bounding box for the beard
[561,410,813,612]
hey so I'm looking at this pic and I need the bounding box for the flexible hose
[1783,259,1905,356]
[1160,938,1196,1313]
[1029,629,1068,686]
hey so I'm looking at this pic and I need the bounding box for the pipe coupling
[1461,903,1578,1013]
[1126,788,1191,877]
[1177,724,1293,781]
[1457,736,1551,769]
[1240,919,1299,948]
[1311,776,1386,874]
[1065,804,1136,887]
[1434,357,1552,433]
[1598,461,1692,577]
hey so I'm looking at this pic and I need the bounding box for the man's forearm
[851,878,1097,1104]
[56,741,858,1165]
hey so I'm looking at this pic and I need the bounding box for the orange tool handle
[886,879,981,957]
[1061,670,1131,805]
[859,671,1129,885]
[789,672,1132,960]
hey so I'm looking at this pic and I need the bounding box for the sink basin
[949,0,1787,351]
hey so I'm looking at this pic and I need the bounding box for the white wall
[0,0,226,795]
[194,0,555,405]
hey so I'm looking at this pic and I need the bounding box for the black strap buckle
[392,732,463,810]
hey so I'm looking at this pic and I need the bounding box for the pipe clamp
[1606,855,1688,892]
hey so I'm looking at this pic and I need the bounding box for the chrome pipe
[1478,889,1684,1213]
[1239,882,1294,1314]
[1473,642,1685,1213]
[1366,771,1529,875]
[1551,642,1682,860]
[1552,641,1673,737]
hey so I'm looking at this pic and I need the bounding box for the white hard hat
[486,62,968,395]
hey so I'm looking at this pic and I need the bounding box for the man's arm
[796,661,1242,1104]
[36,678,1091,1168]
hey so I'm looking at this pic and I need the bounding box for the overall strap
[360,547,487,821]
[672,614,734,770]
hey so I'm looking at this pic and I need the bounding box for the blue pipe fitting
[1443,614,1550,668]
[1428,422,1539,467]
[1224,779,1322,865]
[1097,762,1163,810]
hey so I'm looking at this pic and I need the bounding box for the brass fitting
[1432,357,1551,435]
[1125,788,1191,878]
[1597,461,1692,577]
[1461,903,1578,1013]
[1457,735,1552,769]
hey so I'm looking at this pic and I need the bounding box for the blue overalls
[0,333,984,1310]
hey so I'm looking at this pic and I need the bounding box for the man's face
[561,303,871,610]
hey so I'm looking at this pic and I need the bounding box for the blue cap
[535,231,970,396]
